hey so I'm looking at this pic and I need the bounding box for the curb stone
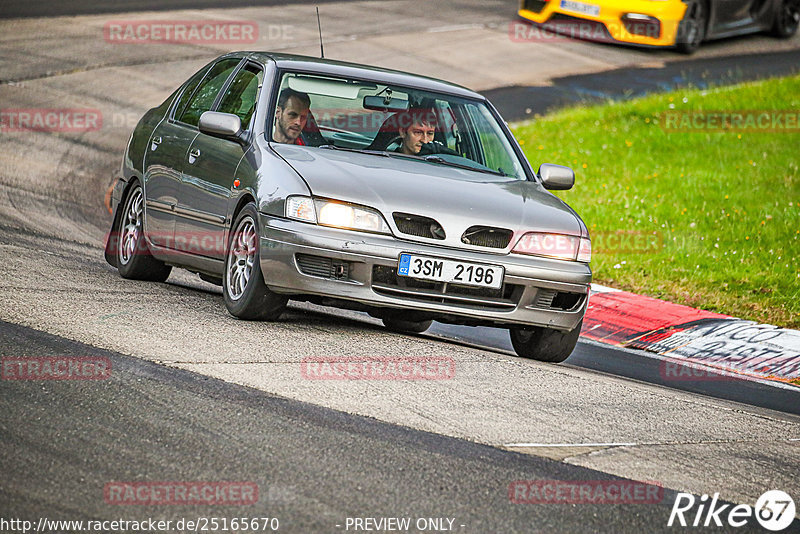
[583,284,800,384]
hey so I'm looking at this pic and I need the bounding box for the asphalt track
[485,48,800,120]
[0,0,353,19]
[426,323,800,416]
[0,320,692,533]
[1,0,800,531]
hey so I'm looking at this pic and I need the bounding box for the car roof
[235,51,485,100]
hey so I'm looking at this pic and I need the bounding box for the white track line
[504,442,637,448]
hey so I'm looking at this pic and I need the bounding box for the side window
[216,64,264,130]
[179,58,240,127]
[172,63,212,120]
[465,103,522,177]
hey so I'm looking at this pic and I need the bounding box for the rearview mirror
[199,111,243,141]
[363,95,409,112]
[538,163,575,190]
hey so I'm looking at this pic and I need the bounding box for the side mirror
[538,163,575,190]
[198,111,243,142]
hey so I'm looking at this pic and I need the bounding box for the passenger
[396,108,438,155]
[273,88,311,145]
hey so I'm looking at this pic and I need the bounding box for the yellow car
[518,0,800,53]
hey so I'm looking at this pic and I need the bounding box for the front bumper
[258,213,591,331]
[518,0,687,47]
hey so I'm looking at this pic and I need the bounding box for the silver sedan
[105,52,592,362]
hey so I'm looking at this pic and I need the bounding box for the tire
[509,320,583,363]
[771,0,800,38]
[676,1,707,54]
[382,317,433,334]
[116,182,172,282]
[223,203,287,320]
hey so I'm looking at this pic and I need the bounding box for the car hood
[272,144,583,248]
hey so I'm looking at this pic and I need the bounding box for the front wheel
[116,182,172,282]
[771,0,800,38]
[509,320,583,363]
[223,203,287,320]
[676,1,707,54]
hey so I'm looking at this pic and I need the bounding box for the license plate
[560,0,600,16]
[397,254,504,289]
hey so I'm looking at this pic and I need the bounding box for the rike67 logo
[668,490,796,531]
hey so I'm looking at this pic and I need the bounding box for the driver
[273,88,310,145]
[396,108,438,155]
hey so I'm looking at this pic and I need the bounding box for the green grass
[511,75,800,328]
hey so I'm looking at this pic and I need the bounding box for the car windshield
[270,71,527,180]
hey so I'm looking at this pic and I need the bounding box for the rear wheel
[771,0,800,38]
[116,182,172,282]
[509,320,583,363]
[223,203,287,320]
[676,1,707,54]
[382,317,433,334]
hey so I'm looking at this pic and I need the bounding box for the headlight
[316,199,391,234]
[285,195,391,234]
[512,232,591,263]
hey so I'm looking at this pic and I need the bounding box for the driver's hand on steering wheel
[417,141,460,156]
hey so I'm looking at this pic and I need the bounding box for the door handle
[150,136,162,151]
[188,148,200,164]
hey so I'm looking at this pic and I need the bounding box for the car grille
[522,0,547,14]
[296,254,350,280]
[532,288,585,311]
[393,213,446,240]
[461,226,513,249]
[371,265,521,311]
[546,14,614,42]
[534,288,558,308]
[621,14,661,39]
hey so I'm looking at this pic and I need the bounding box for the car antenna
[316,7,325,58]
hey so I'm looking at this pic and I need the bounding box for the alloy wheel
[226,216,257,300]
[119,186,143,266]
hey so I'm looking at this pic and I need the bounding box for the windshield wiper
[318,145,507,177]
[420,155,507,177]
[318,145,390,157]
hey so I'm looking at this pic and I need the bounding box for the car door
[142,64,211,248]
[176,61,264,261]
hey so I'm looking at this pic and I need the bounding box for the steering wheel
[417,141,461,157]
